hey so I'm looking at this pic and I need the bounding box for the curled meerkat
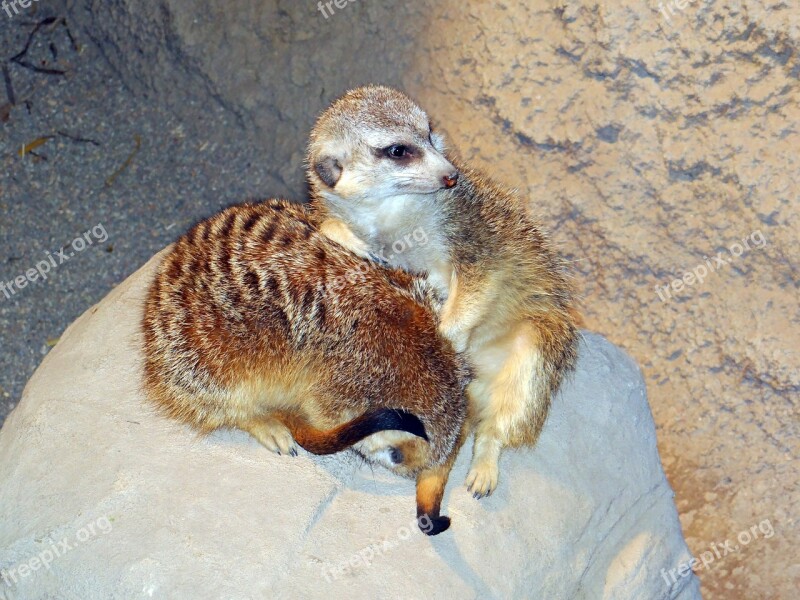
[142,199,470,534]
[307,85,580,498]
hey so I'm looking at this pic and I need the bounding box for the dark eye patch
[376,144,418,161]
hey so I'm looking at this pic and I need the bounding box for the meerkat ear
[314,156,343,188]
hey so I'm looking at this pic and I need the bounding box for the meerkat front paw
[465,457,499,499]
[249,417,299,457]
[319,218,372,260]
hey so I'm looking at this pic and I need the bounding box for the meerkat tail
[273,409,429,455]
[415,464,453,536]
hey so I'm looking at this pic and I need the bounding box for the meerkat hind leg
[466,323,543,498]
[243,415,298,457]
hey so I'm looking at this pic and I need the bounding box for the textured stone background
[5,0,797,598]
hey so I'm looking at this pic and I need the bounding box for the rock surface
[41,1,800,597]
[0,252,698,599]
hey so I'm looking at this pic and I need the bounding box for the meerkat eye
[389,447,404,464]
[384,144,413,159]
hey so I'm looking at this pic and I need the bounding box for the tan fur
[141,199,470,533]
[307,86,580,497]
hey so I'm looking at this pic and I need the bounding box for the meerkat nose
[442,172,459,189]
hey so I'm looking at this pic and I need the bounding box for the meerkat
[142,199,471,534]
[307,85,580,498]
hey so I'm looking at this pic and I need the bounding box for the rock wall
[61,1,799,598]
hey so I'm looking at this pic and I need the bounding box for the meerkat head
[353,347,472,480]
[354,430,437,478]
[307,85,459,211]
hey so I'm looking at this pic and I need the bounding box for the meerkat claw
[248,418,298,457]
[466,462,498,499]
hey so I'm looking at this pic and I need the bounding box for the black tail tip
[419,514,450,536]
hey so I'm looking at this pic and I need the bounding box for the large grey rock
[0,251,698,599]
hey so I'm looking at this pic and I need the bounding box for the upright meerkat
[142,199,470,534]
[307,86,579,498]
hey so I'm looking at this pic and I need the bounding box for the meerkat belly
[465,328,517,409]
[465,322,541,430]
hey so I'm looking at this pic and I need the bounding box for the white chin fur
[367,448,397,470]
